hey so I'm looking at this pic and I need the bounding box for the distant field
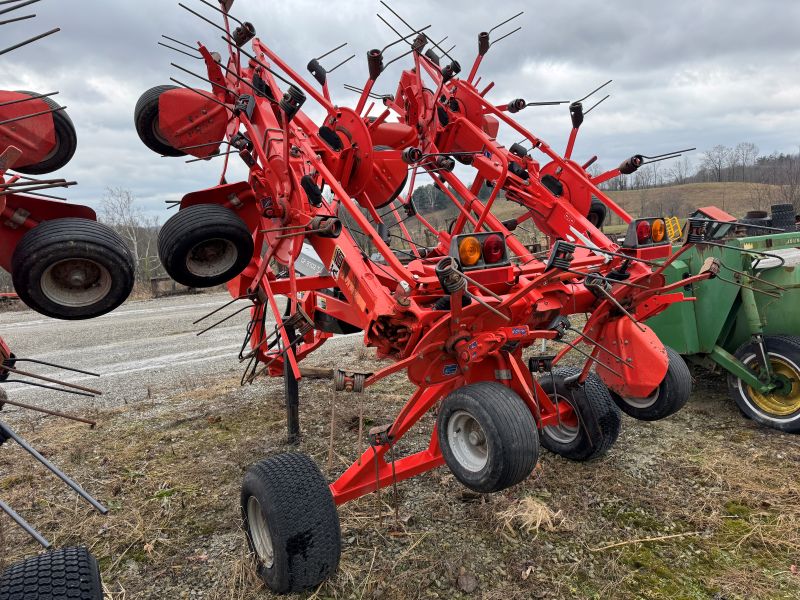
[604,182,787,224]
[406,183,790,247]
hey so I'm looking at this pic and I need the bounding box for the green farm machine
[644,206,800,432]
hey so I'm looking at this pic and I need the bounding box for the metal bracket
[368,423,393,447]
[334,369,371,393]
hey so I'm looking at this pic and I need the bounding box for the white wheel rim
[247,496,274,568]
[621,386,660,409]
[542,393,580,444]
[185,238,238,278]
[40,258,112,308]
[446,410,489,472]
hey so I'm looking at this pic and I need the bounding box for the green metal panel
[645,259,701,354]
[648,231,800,356]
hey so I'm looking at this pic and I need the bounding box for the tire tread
[0,546,102,600]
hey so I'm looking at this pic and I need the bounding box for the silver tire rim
[40,258,112,308]
[446,410,489,472]
[247,496,274,568]
[621,386,660,409]
[186,238,237,278]
[542,393,580,444]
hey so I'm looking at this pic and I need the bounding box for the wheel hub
[186,238,238,278]
[543,393,580,444]
[447,410,489,472]
[746,356,800,416]
[41,258,112,308]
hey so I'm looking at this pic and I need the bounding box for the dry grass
[496,496,565,536]
[1,354,799,599]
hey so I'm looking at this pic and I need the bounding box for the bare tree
[737,142,760,180]
[702,145,731,182]
[668,157,692,185]
[100,187,161,282]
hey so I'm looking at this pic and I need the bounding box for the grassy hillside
[406,182,788,241]
[604,182,785,225]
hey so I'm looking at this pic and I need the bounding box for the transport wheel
[12,91,77,175]
[538,369,621,461]
[134,85,186,157]
[437,382,539,493]
[727,335,800,433]
[11,218,135,320]
[241,453,341,594]
[610,347,692,421]
[158,204,253,288]
[0,546,103,600]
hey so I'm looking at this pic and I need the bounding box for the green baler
[647,228,800,432]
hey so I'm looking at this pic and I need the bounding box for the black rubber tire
[157,204,253,288]
[241,453,341,594]
[610,347,692,421]
[0,547,103,600]
[744,210,768,219]
[13,91,77,175]
[770,204,796,232]
[740,216,772,235]
[770,203,794,214]
[134,85,186,157]
[727,335,800,433]
[538,368,621,461]
[11,218,135,320]
[587,197,607,229]
[437,382,539,493]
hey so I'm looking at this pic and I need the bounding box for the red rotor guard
[158,88,228,158]
[0,91,57,170]
[594,318,668,398]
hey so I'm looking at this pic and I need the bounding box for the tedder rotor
[137,0,719,592]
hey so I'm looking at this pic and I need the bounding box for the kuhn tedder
[138,0,717,592]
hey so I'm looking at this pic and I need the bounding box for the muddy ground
[1,336,799,600]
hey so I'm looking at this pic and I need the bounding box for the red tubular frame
[148,11,715,505]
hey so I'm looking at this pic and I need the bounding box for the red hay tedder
[137,0,718,592]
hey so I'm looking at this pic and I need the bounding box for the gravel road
[0,292,273,411]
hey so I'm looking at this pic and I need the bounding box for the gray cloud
[2,0,798,219]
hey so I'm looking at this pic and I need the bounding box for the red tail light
[623,218,672,249]
[636,221,651,244]
[449,232,509,270]
[483,234,505,264]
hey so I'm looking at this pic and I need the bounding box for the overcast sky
[2,0,798,219]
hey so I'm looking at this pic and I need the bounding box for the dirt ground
[1,338,799,600]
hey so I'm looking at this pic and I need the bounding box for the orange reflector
[651,218,666,243]
[458,236,482,266]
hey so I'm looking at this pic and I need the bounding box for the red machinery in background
[0,19,135,320]
[137,0,715,592]
[0,4,125,599]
